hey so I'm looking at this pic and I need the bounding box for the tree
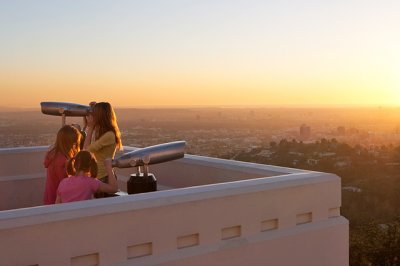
[351,219,400,266]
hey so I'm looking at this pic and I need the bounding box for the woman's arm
[97,158,118,193]
[83,115,94,150]
[83,127,93,150]
[82,116,87,132]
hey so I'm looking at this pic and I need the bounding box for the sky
[0,0,399,108]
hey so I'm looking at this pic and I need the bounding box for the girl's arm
[97,158,118,193]
[55,195,62,204]
[56,158,68,183]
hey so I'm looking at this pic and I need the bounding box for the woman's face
[86,113,95,126]
[91,105,101,124]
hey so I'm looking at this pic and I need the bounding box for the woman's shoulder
[99,131,116,142]
[97,130,115,138]
[103,131,116,137]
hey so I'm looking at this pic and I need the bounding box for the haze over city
[1,0,400,108]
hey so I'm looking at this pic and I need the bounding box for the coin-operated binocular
[40,101,91,126]
[112,141,186,194]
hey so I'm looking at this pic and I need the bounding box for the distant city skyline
[1,1,399,108]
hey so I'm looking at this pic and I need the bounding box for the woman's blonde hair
[67,150,98,178]
[49,125,81,159]
[92,102,122,150]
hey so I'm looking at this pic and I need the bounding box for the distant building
[385,162,400,166]
[300,124,311,140]
[335,161,350,168]
[318,152,337,158]
[337,126,346,136]
[257,150,274,158]
[307,158,319,166]
[347,127,359,135]
[288,151,304,156]
[342,186,362,193]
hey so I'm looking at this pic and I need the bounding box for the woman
[84,102,122,197]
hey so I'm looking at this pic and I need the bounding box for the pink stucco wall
[0,147,349,266]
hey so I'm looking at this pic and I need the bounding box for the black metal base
[127,173,157,194]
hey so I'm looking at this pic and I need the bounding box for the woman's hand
[86,114,95,128]
[82,116,87,130]
[83,115,94,150]
[86,101,96,129]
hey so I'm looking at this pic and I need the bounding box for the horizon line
[1,103,400,111]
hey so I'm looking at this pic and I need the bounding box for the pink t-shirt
[57,175,101,203]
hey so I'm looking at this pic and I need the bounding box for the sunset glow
[1,1,399,108]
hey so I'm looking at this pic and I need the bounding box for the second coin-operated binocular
[41,101,91,125]
[113,141,186,194]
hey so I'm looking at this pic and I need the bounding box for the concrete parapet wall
[0,146,299,210]
[0,146,348,265]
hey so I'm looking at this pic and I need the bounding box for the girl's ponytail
[89,157,98,178]
[67,157,76,176]
[67,151,97,177]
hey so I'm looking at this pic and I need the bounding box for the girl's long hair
[48,125,81,160]
[67,150,98,178]
[92,102,122,150]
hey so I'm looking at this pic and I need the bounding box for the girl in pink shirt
[43,125,82,204]
[56,151,118,203]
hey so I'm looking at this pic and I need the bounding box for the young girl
[84,102,122,197]
[43,125,82,204]
[55,151,118,203]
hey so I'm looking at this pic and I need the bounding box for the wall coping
[0,170,337,230]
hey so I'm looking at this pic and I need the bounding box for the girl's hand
[104,158,113,169]
[98,158,118,193]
